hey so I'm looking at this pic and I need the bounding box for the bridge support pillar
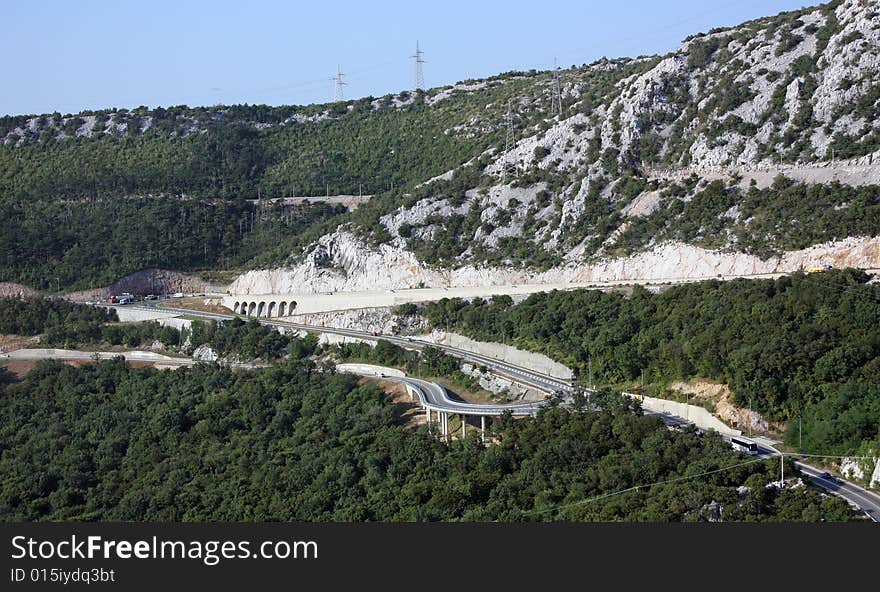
[481,416,486,443]
[425,408,431,425]
[442,413,448,442]
[461,415,466,438]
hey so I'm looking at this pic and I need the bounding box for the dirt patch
[158,297,230,315]
[364,378,426,428]
[423,376,500,405]
[1,357,186,379]
[667,379,783,435]
[2,359,40,378]
[0,335,41,352]
[0,283,40,298]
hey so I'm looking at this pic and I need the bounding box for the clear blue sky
[3,0,814,116]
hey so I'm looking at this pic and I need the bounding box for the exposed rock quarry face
[228,230,880,295]
[286,307,427,336]
[65,269,220,302]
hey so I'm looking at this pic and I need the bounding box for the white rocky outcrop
[228,229,880,295]
[840,456,880,489]
[287,307,427,335]
[460,362,546,402]
[356,1,880,266]
[192,344,218,362]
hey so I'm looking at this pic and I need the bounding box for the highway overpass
[107,302,880,520]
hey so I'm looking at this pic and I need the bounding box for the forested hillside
[0,358,855,521]
[3,0,880,290]
[421,270,880,455]
[0,68,607,200]
[0,198,343,291]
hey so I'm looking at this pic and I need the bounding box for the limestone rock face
[355,0,880,266]
[192,344,218,362]
[840,456,880,489]
[228,231,880,295]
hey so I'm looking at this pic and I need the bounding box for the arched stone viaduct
[229,299,298,318]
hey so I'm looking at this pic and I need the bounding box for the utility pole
[748,397,753,438]
[333,65,346,103]
[551,58,563,116]
[588,355,593,390]
[503,99,515,182]
[411,41,426,92]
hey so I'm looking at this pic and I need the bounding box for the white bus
[730,436,759,455]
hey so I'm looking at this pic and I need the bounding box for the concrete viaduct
[336,364,544,444]
[230,299,298,318]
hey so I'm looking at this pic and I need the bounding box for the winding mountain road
[101,302,880,520]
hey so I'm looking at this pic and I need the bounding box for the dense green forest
[0,198,343,291]
[0,296,186,348]
[0,78,539,202]
[0,358,854,521]
[0,61,648,201]
[0,62,657,287]
[0,297,117,343]
[0,298,313,357]
[2,1,880,285]
[420,270,880,455]
[611,177,880,258]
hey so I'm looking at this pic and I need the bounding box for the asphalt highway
[109,302,880,520]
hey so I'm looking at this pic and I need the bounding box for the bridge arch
[247,302,256,317]
[257,302,266,317]
[233,301,241,314]
[268,301,276,317]
[289,300,297,313]
[278,302,287,317]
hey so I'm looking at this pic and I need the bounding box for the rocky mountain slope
[230,0,880,293]
[3,0,880,294]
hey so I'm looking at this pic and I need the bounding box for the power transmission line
[551,57,563,116]
[333,65,347,103]
[524,457,767,516]
[503,99,515,182]
[411,41,426,91]
[789,453,879,460]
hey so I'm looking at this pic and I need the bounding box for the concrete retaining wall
[626,392,741,437]
[113,306,180,323]
[416,331,573,380]
[336,363,405,378]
